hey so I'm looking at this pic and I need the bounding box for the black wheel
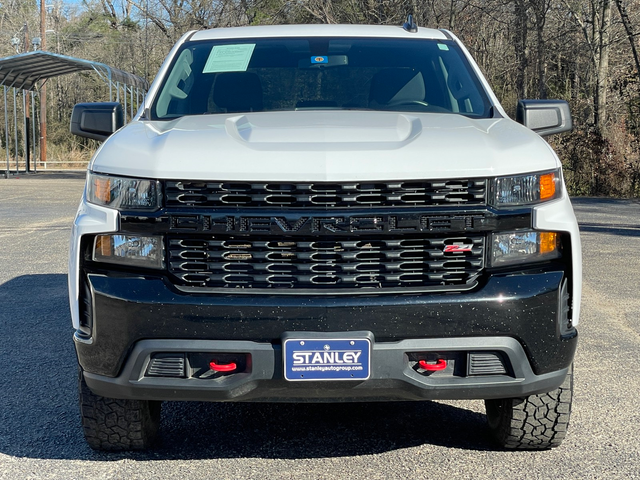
[78,368,161,451]
[485,365,573,450]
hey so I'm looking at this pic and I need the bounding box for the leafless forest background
[2,0,640,196]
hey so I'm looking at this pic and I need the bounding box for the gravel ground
[0,173,638,479]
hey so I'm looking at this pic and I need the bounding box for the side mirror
[70,102,124,141]
[516,100,572,136]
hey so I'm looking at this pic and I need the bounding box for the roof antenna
[403,14,418,33]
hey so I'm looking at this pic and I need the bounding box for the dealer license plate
[283,337,371,381]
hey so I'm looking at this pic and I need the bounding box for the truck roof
[189,24,450,42]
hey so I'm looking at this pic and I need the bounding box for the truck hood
[90,111,559,181]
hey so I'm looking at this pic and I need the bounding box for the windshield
[151,37,493,120]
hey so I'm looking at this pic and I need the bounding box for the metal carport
[0,50,148,177]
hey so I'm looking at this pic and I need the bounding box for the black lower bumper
[82,336,571,402]
[76,265,577,401]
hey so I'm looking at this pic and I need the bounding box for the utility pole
[40,0,47,165]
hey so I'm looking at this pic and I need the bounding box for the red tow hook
[418,359,447,371]
[209,361,237,372]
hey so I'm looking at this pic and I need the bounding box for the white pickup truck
[69,19,581,451]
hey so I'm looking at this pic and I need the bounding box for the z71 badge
[443,244,474,253]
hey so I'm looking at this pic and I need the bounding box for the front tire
[485,365,573,450]
[78,369,161,451]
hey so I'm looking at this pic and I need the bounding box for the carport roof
[0,50,148,91]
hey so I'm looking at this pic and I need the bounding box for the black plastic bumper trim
[173,282,479,296]
[82,337,570,402]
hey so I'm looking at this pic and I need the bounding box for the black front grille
[164,180,486,208]
[168,235,484,291]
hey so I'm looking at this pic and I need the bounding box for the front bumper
[83,337,571,402]
[75,265,577,401]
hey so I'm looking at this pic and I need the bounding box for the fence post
[4,86,9,178]
[23,89,29,173]
[123,84,127,123]
[31,91,37,173]
[13,88,18,173]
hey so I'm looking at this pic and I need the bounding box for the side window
[155,49,195,118]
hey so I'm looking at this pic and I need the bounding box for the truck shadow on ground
[0,274,497,461]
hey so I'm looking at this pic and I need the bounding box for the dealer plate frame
[283,336,372,381]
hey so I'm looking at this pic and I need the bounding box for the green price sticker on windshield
[203,44,256,73]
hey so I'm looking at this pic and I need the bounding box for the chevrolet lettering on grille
[169,213,489,236]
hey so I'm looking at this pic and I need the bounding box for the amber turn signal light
[539,172,557,200]
[539,232,558,254]
[91,176,112,203]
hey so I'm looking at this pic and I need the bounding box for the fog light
[490,231,559,267]
[93,234,164,268]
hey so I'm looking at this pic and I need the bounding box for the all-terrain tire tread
[78,370,161,451]
[485,365,573,450]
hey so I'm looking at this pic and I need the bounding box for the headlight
[93,234,164,269]
[490,170,560,207]
[490,230,560,267]
[87,172,160,210]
